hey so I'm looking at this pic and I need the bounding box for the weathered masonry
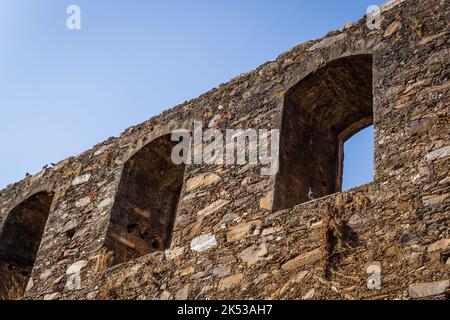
[0,0,449,300]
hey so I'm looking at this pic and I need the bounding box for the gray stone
[75,197,91,208]
[191,272,206,280]
[408,280,449,298]
[43,293,60,300]
[86,291,98,300]
[165,246,185,260]
[65,273,81,291]
[40,269,52,280]
[400,233,417,245]
[426,146,450,161]
[66,260,88,275]
[71,174,91,186]
[307,33,347,51]
[212,265,231,278]
[222,212,239,223]
[238,243,268,267]
[190,234,218,252]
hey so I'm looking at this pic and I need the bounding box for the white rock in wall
[190,234,218,253]
[71,174,91,186]
[75,197,91,208]
[66,260,88,275]
[39,269,52,280]
[65,273,82,291]
[208,114,222,128]
[43,293,60,300]
[165,247,185,260]
[25,277,34,292]
[302,289,315,300]
[94,145,110,156]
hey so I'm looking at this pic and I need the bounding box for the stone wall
[0,0,448,300]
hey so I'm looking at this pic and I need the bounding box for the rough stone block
[422,194,449,207]
[426,146,450,161]
[186,173,221,192]
[218,274,244,291]
[408,280,449,298]
[197,199,229,217]
[427,238,450,252]
[281,248,322,271]
[238,243,268,267]
[226,220,262,242]
[190,234,218,252]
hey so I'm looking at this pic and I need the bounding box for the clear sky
[343,125,374,191]
[0,0,382,190]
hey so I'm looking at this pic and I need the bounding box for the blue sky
[343,126,374,191]
[0,0,381,189]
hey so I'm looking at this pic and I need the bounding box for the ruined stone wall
[0,0,448,300]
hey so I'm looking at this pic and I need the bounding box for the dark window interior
[0,191,54,299]
[105,134,185,265]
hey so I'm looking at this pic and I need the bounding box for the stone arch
[0,190,55,299]
[105,133,186,265]
[273,54,374,211]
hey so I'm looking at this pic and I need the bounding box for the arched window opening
[273,54,373,211]
[106,134,185,265]
[0,191,54,300]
